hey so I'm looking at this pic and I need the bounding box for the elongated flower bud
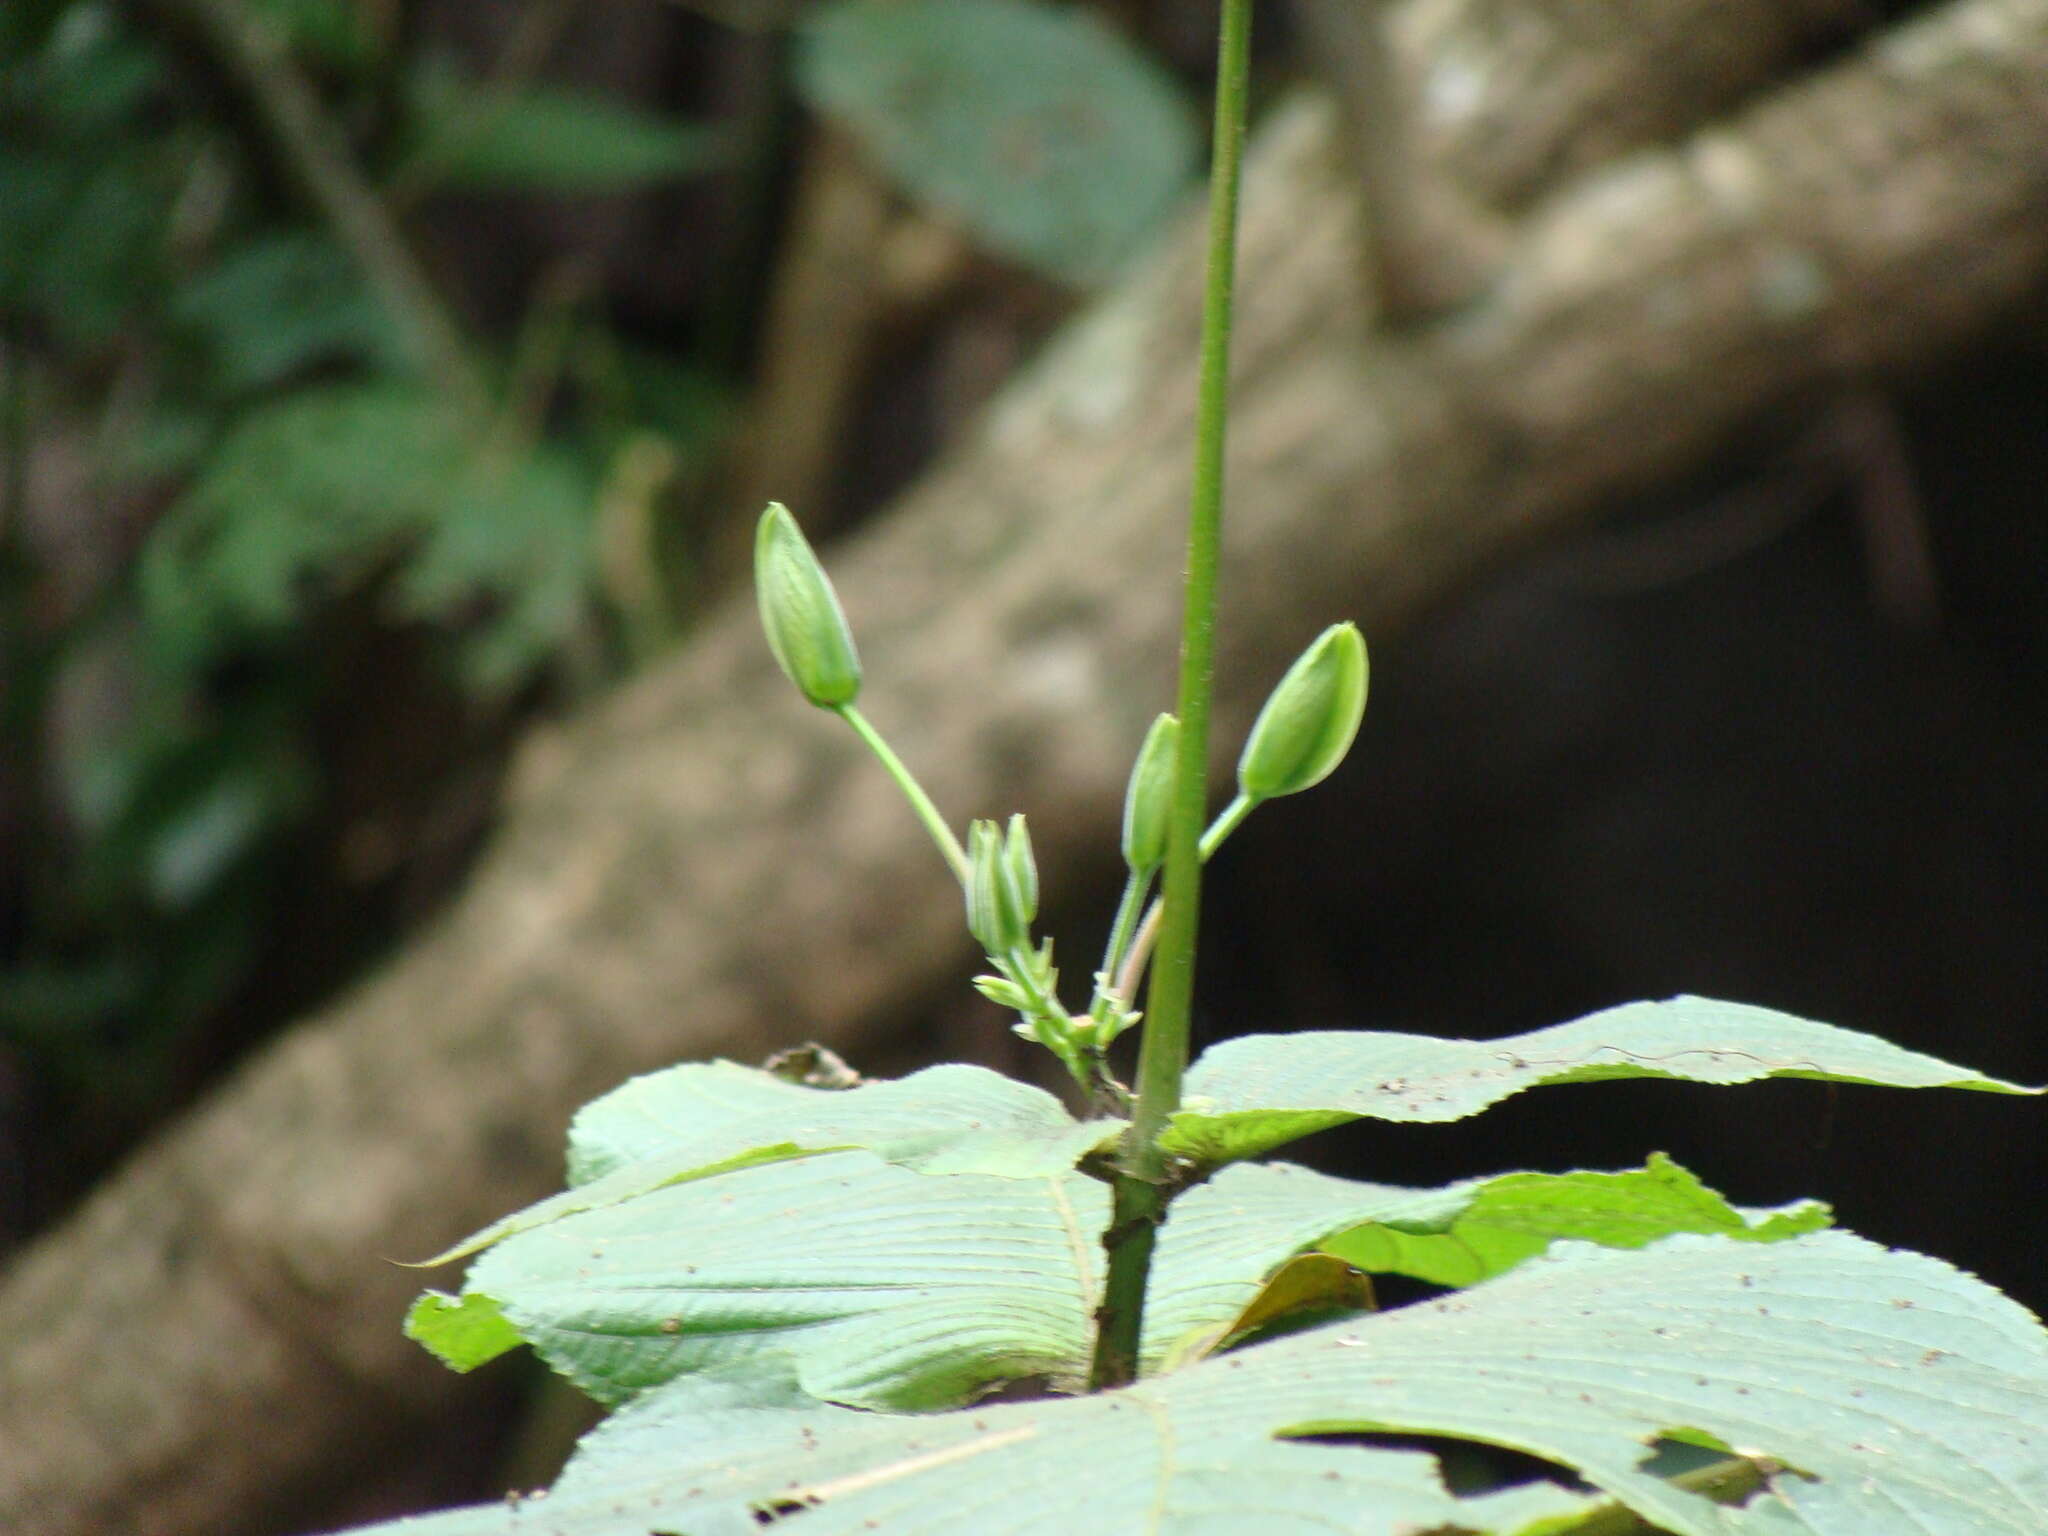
[1237,622,1368,802]
[755,502,861,707]
[966,819,1028,954]
[1000,813,1038,929]
[1120,713,1179,874]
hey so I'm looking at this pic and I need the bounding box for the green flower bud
[1000,813,1038,929]
[754,502,861,708]
[966,819,1029,954]
[973,974,1032,1011]
[1237,622,1368,802]
[1120,713,1179,874]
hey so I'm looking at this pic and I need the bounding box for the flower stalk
[1090,0,1256,1392]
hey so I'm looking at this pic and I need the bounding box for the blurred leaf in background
[797,0,1198,285]
[139,379,599,693]
[399,61,732,196]
[0,0,737,1223]
[0,0,1195,1251]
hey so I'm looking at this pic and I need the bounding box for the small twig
[496,257,595,450]
[1111,898,1162,1009]
[1829,391,1941,628]
[154,0,487,415]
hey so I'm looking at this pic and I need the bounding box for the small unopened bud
[973,974,1032,1011]
[754,502,861,708]
[1000,814,1038,928]
[1237,623,1368,802]
[966,819,1029,954]
[1120,713,1179,874]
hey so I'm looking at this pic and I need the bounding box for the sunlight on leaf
[368,1232,2048,1535]
[1166,996,2042,1164]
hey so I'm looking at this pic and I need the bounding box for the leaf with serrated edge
[411,1063,1121,1266]
[352,1232,2048,1536]
[1167,995,2042,1164]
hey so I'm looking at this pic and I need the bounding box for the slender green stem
[1091,0,1254,1393]
[1093,869,1155,1019]
[1004,943,1074,1026]
[834,704,970,884]
[1108,794,1259,1007]
[1199,791,1257,860]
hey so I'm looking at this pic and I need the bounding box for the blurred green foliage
[0,0,1199,1221]
[0,0,729,1160]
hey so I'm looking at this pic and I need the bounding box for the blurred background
[3,0,2045,1531]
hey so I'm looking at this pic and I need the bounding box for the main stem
[1090,0,1254,1392]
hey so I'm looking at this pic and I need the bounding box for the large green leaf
[411,1152,1442,1406]
[417,1062,1123,1265]
[796,0,1198,284]
[1167,996,2041,1164]
[362,1231,2048,1535]
[409,1146,1840,1417]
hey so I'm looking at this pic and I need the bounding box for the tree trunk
[6,3,2048,1531]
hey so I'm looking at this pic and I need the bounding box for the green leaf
[403,68,727,194]
[566,1058,833,1183]
[462,1150,1108,1409]
[166,231,394,393]
[246,0,374,72]
[417,1062,1123,1266]
[797,0,1198,284]
[1321,1153,1830,1290]
[0,142,180,344]
[430,1151,1800,1415]
[356,1232,2048,1535]
[421,1153,1446,1409]
[405,1290,522,1373]
[1167,995,2042,1164]
[139,380,598,691]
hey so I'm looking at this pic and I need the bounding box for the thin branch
[154,0,487,415]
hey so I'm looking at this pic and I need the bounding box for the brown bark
[1297,0,1874,315]
[1394,0,1873,207]
[8,2,2048,1532]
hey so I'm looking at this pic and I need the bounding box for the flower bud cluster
[966,814,1091,1076]
[754,500,1372,1101]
